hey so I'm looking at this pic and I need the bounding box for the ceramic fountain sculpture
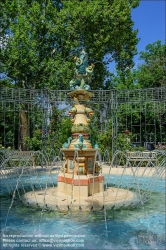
[18,49,141,211]
[57,49,103,198]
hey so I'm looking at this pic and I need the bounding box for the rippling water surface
[0,173,165,250]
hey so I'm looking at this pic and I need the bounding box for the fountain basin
[22,187,139,211]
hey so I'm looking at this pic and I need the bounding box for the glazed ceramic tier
[61,148,100,175]
[68,89,94,102]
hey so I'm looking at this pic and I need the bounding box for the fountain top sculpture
[69,48,94,91]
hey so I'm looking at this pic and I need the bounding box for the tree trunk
[19,110,30,151]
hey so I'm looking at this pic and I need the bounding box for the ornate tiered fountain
[18,49,138,211]
[57,49,103,199]
[47,49,138,210]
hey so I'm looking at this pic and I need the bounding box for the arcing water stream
[0,149,165,250]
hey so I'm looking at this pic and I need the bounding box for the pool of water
[0,173,165,250]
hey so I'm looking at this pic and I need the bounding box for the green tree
[24,111,72,153]
[49,107,72,147]
[136,40,166,88]
[0,0,139,90]
[111,40,166,90]
[111,68,137,89]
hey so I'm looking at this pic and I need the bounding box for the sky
[132,0,165,66]
[109,0,165,72]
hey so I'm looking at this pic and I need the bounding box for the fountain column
[57,49,104,198]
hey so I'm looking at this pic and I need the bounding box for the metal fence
[0,87,166,153]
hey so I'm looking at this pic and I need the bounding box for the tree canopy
[111,40,166,89]
[0,0,139,89]
[136,40,166,88]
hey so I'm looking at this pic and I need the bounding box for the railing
[0,87,166,105]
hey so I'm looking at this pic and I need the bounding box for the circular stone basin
[22,187,139,211]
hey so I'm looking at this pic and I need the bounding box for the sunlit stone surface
[22,186,138,211]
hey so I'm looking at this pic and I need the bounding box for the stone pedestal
[57,173,104,198]
[57,148,104,198]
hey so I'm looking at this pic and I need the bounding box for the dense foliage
[0,0,139,89]
[24,116,72,153]
[135,41,166,88]
[112,41,166,89]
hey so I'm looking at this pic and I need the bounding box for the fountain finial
[69,48,94,91]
